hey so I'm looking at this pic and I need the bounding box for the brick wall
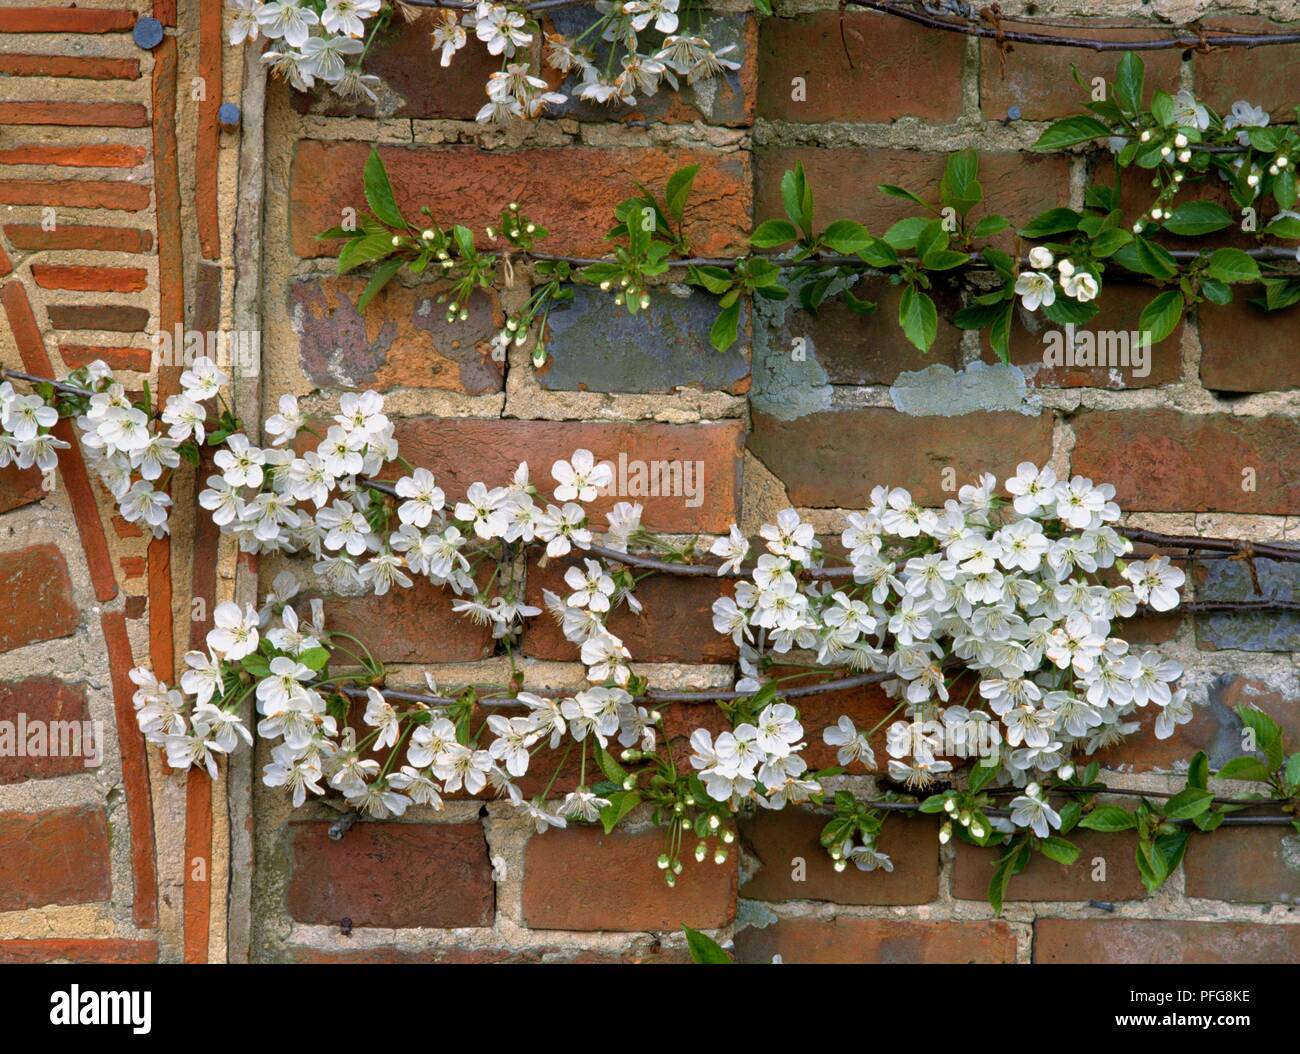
[3,1,1299,963]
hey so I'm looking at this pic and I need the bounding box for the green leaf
[971,214,1011,239]
[1033,115,1112,151]
[1237,704,1283,768]
[750,218,799,248]
[687,264,735,296]
[988,302,1013,363]
[1207,247,1261,284]
[940,148,982,216]
[820,219,873,255]
[1079,806,1138,832]
[1042,296,1100,327]
[595,744,629,785]
[1138,290,1185,345]
[336,228,399,275]
[898,285,938,352]
[710,299,742,352]
[988,841,1030,915]
[1162,201,1233,236]
[952,299,1012,330]
[1285,753,1300,790]
[969,759,1000,794]
[857,236,898,268]
[921,249,971,271]
[1264,216,1300,239]
[1162,787,1213,820]
[1201,277,1233,305]
[1090,227,1134,257]
[363,147,406,230]
[1039,836,1080,866]
[877,184,930,208]
[1275,168,1298,210]
[356,256,404,312]
[599,790,642,834]
[298,647,330,672]
[1114,51,1145,115]
[1150,90,1175,128]
[1019,208,1082,239]
[882,217,931,251]
[1187,752,1209,791]
[1215,756,1273,782]
[780,163,814,239]
[682,926,732,964]
[665,163,699,222]
[241,653,271,679]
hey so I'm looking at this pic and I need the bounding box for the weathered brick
[537,284,750,394]
[0,8,136,33]
[953,829,1146,902]
[755,148,1071,244]
[550,10,755,127]
[1071,409,1300,514]
[1034,918,1300,964]
[981,285,1183,389]
[393,417,745,532]
[0,180,151,211]
[759,11,963,124]
[522,555,737,664]
[1194,18,1300,118]
[4,223,152,252]
[0,102,147,127]
[0,939,157,964]
[981,27,1182,121]
[735,916,1017,964]
[0,462,44,514]
[1184,826,1300,904]
[0,544,79,653]
[1199,294,1300,393]
[33,265,147,293]
[0,678,94,784]
[1193,558,1300,652]
[293,141,752,259]
[749,407,1054,508]
[289,276,504,394]
[0,807,111,911]
[60,343,152,372]
[286,821,494,928]
[741,809,939,905]
[319,576,494,665]
[760,279,962,387]
[0,54,140,80]
[46,304,151,331]
[522,825,736,931]
[1096,674,1300,774]
[0,144,146,168]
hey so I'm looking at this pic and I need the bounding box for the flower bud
[971,822,986,839]
[422,229,436,241]
[1178,150,1191,163]
[1139,130,1152,142]
[1278,156,1290,169]
[695,842,707,862]
[944,797,957,815]
[833,858,847,872]
[1057,763,1075,781]
[599,280,611,291]
[708,814,720,831]
[1026,782,1041,798]
[939,822,952,845]
[722,830,734,845]
[656,853,670,870]
[391,235,402,247]
[1174,133,1188,149]
[713,848,727,865]
[959,810,971,827]
[622,776,636,791]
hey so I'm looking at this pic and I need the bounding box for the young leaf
[898,284,938,352]
[1033,115,1111,151]
[1114,51,1145,115]
[971,214,1011,239]
[363,147,406,230]
[1214,756,1273,782]
[1019,208,1082,239]
[665,163,699,223]
[1039,836,1080,866]
[356,257,404,312]
[1138,290,1184,345]
[710,299,742,352]
[1162,201,1233,236]
[1162,787,1213,820]
[820,219,873,255]
[940,148,982,217]
[780,163,814,239]
[683,926,732,964]
[1078,806,1137,832]
[1207,247,1261,285]
[750,218,799,248]
[877,184,930,207]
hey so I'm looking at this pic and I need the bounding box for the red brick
[60,343,151,372]
[0,180,151,211]
[292,141,752,259]
[47,304,151,331]
[981,27,1181,121]
[0,54,140,79]
[981,285,1183,389]
[0,241,9,277]
[393,417,745,533]
[749,407,1054,508]
[1071,409,1300,514]
[0,102,147,128]
[319,574,494,665]
[1195,18,1300,119]
[759,11,963,123]
[0,544,79,653]
[741,809,939,905]
[1184,826,1300,904]
[522,555,737,665]
[0,8,136,33]
[0,939,157,964]
[0,462,44,514]
[0,678,93,784]
[523,825,736,931]
[33,265,147,293]
[1034,918,1300,964]
[289,276,504,394]
[0,807,112,911]
[755,147,1071,246]
[953,829,1147,902]
[735,916,1017,964]
[4,223,152,252]
[1199,294,1300,393]
[287,821,494,928]
[0,144,146,169]
[778,280,963,385]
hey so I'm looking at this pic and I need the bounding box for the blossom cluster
[230,0,382,101]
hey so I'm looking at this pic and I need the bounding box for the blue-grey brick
[1194,556,1300,651]
[538,284,749,394]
